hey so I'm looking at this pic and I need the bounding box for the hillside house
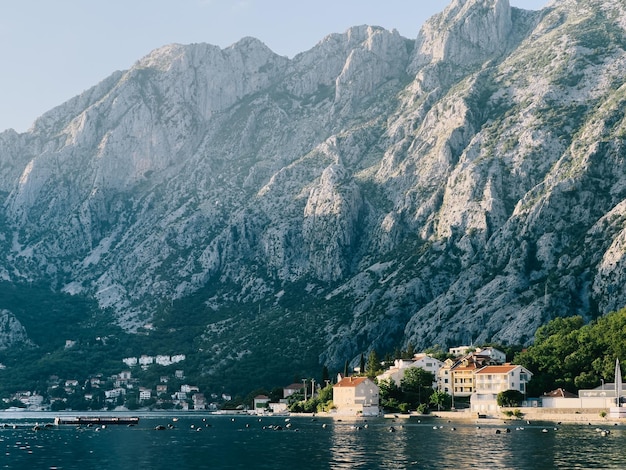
[377,354,443,388]
[470,364,533,413]
[333,377,379,416]
[139,388,152,401]
[105,388,126,400]
[122,357,138,367]
[139,355,154,368]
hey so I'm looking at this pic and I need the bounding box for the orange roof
[475,364,519,374]
[333,377,371,388]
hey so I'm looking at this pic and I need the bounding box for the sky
[0,0,548,133]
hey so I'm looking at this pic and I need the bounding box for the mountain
[1,0,626,392]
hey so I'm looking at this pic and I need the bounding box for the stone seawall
[431,408,615,424]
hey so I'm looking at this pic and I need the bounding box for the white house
[333,377,379,416]
[139,388,152,401]
[105,388,126,400]
[253,395,270,413]
[475,347,506,364]
[377,354,443,388]
[449,346,473,357]
[139,355,154,367]
[470,364,533,413]
[155,355,172,366]
[171,354,186,363]
[122,357,138,367]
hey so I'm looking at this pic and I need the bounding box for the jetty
[54,416,139,426]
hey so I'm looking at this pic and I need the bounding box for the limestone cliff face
[1,0,626,373]
[0,310,32,350]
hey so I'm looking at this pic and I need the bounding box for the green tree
[515,309,626,395]
[378,378,402,412]
[402,343,416,359]
[429,390,451,411]
[366,350,382,379]
[497,390,524,407]
[359,353,365,375]
[401,367,435,407]
[321,366,330,385]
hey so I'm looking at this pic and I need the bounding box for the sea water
[0,412,623,469]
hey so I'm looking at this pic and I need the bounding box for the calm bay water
[0,412,624,469]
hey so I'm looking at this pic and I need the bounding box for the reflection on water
[0,413,625,469]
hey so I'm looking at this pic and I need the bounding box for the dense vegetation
[515,307,626,396]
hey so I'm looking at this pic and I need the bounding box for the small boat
[54,416,139,426]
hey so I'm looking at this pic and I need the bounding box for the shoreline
[2,408,623,426]
[430,408,620,425]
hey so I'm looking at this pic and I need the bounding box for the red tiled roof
[475,364,518,374]
[334,377,371,388]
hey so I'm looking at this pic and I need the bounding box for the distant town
[4,342,624,420]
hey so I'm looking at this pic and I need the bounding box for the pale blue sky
[0,0,547,133]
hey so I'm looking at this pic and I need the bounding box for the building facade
[333,377,379,416]
[470,364,533,412]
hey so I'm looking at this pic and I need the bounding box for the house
[193,393,206,410]
[171,354,186,363]
[438,349,506,398]
[253,395,270,413]
[155,355,172,366]
[542,383,625,409]
[283,383,303,398]
[377,353,444,388]
[122,357,138,367]
[139,355,154,368]
[333,377,379,416]
[156,384,168,395]
[181,384,199,393]
[470,364,533,413]
[449,345,473,357]
[475,347,507,364]
[438,357,480,398]
[139,388,152,401]
[105,388,126,400]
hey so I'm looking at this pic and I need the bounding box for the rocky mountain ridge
[1,0,625,386]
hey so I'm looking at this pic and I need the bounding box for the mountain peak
[412,0,512,68]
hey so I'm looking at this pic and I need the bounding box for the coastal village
[5,343,625,421]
